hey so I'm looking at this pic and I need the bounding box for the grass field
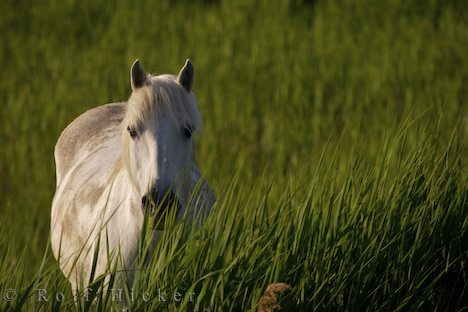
[0,0,467,310]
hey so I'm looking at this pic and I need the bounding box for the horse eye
[127,126,138,138]
[183,125,193,139]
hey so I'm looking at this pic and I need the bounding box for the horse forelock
[124,74,203,134]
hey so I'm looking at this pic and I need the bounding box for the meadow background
[0,0,467,310]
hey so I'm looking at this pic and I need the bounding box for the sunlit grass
[1,121,466,310]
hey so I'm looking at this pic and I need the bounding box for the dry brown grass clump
[257,282,292,312]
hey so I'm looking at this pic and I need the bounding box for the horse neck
[106,143,140,208]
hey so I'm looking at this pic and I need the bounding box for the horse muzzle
[141,190,181,230]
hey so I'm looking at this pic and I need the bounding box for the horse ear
[177,59,194,92]
[130,59,147,91]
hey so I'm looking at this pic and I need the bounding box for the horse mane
[123,74,203,134]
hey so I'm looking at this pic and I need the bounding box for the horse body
[54,103,125,186]
[51,60,215,292]
[52,102,137,289]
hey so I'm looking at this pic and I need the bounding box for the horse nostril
[141,190,180,222]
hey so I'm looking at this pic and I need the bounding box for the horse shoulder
[54,102,126,186]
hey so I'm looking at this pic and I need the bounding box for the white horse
[50,59,215,294]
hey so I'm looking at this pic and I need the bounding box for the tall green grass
[0,0,467,310]
[1,121,466,310]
